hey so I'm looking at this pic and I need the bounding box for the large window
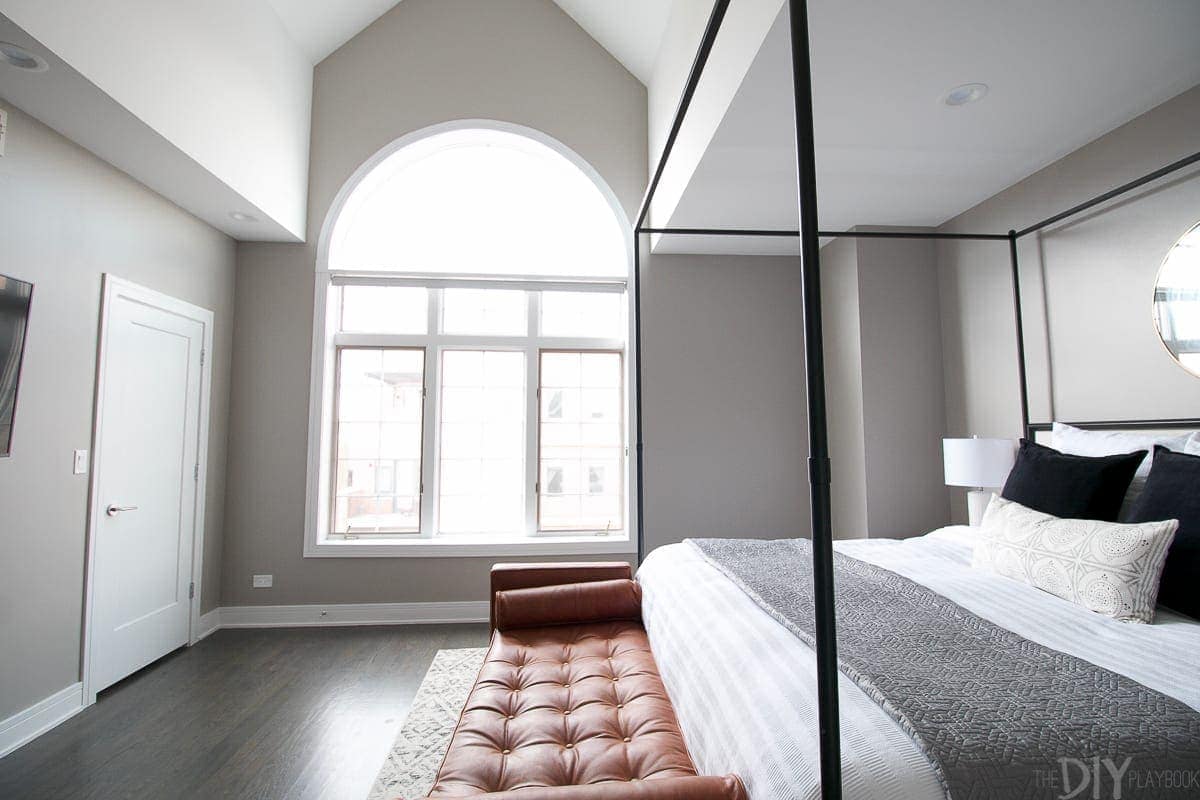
[307,124,632,555]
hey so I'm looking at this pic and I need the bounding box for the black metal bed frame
[631,1,1200,797]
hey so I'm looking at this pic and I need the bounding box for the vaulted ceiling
[5,0,1198,250]
[265,0,673,82]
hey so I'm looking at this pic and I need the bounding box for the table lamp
[943,437,1017,526]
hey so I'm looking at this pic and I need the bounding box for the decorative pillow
[1127,446,1200,620]
[1000,439,1146,521]
[1051,422,1194,518]
[973,496,1178,623]
[1187,433,1200,456]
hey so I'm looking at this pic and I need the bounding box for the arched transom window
[307,124,633,556]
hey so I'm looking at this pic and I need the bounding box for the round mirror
[1154,220,1200,378]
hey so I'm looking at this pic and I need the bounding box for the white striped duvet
[637,526,1200,800]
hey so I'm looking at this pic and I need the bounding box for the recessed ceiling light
[229,211,258,223]
[943,83,988,107]
[0,41,48,72]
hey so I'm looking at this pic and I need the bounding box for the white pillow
[1050,422,1195,517]
[1187,432,1200,456]
[972,496,1178,624]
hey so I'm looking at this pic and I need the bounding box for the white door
[87,277,211,695]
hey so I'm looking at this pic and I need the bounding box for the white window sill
[304,534,636,558]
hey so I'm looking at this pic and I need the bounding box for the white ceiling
[550,0,673,84]
[265,0,403,63]
[266,0,672,79]
[657,0,1200,254]
[0,7,307,242]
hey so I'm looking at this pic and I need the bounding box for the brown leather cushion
[494,580,642,632]
[427,621,700,797]
[490,563,632,628]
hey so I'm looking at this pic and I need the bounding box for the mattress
[637,527,1200,800]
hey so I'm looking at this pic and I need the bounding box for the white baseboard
[195,608,222,642]
[215,600,489,629]
[0,682,85,759]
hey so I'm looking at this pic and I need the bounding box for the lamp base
[967,490,994,527]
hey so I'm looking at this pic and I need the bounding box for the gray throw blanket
[689,537,1200,800]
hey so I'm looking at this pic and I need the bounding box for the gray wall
[820,237,868,538]
[0,104,235,720]
[641,253,810,552]
[222,0,646,607]
[821,232,950,539]
[938,85,1200,521]
[857,235,950,537]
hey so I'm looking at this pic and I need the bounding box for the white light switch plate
[0,108,7,157]
[73,449,89,475]
[252,574,273,588]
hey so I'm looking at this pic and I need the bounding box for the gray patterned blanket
[688,538,1200,800]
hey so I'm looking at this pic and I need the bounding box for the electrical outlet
[72,449,89,475]
[252,574,273,588]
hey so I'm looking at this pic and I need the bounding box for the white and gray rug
[367,647,487,800]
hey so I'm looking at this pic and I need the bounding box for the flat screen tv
[0,274,33,457]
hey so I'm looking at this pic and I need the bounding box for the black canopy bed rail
[641,226,1012,241]
[632,1,1200,797]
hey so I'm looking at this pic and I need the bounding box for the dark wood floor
[0,624,490,800]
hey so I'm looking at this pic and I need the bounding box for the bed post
[786,1,842,797]
[634,231,645,565]
[1008,230,1032,439]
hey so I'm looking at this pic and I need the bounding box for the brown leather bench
[421,563,746,800]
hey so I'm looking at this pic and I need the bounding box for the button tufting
[431,621,702,797]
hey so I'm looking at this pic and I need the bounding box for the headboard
[1027,418,1200,445]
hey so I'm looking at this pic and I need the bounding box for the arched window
[305,123,634,556]
[330,128,627,277]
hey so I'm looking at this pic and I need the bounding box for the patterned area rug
[367,647,487,800]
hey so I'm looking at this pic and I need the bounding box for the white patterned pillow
[972,496,1178,623]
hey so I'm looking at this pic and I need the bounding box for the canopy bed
[628,1,1200,798]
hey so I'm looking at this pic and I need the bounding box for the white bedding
[637,527,1200,800]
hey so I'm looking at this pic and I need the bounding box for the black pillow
[1000,439,1146,521]
[1128,446,1200,620]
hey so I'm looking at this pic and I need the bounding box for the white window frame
[304,120,638,558]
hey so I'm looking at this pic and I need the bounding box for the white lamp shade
[943,438,1017,489]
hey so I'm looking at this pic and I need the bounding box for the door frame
[81,275,214,705]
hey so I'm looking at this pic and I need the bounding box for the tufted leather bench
[420,563,746,800]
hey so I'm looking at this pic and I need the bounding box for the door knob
[106,504,139,517]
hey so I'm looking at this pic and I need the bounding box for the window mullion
[420,290,443,540]
[524,292,541,538]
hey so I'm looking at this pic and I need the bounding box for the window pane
[438,350,525,534]
[539,351,624,532]
[541,291,624,338]
[340,286,428,334]
[442,289,527,336]
[333,348,425,534]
